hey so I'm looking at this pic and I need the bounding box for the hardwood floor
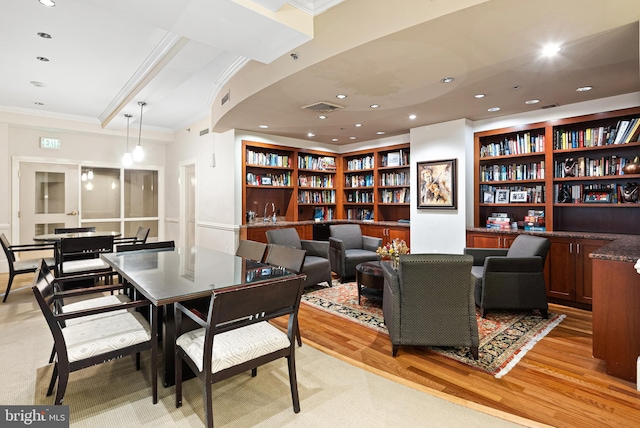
[283,301,640,428]
[5,273,638,427]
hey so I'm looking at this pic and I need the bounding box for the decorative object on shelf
[622,156,640,174]
[483,191,494,203]
[376,238,409,269]
[495,188,509,204]
[509,190,527,203]
[583,188,612,203]
[563,158,576,177]
[557,185,571,203]
[623,182,638,203]
[417,158,457,209]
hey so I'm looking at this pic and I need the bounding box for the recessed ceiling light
[525,99,540,104]
[331,138,339,142]
[370,104,379,109]
[376,131,385,135]
[318,115,327,119]
[307,132,315,137]
[576,86,593,92]
[259,125,268,129]
[37,32,52,39]
[30,81,46,87]
[355,123,362,127]
[488,107,501,112]
[336,94,347,99]
[542,43,561,57]
[36,56,49,62]
[349,136,356,140]
[474,94,485,99]
[34,102,44,105]
[39,0,56,7]
[409,114,417,120]
[441,77,454,83]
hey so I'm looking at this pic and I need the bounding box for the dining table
[101,246,305,386]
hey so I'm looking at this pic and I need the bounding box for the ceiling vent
[541,103,559,109]
[301,101,344,113]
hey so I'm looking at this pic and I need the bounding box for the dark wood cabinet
[361,224,410,247]
[466,231,515,248]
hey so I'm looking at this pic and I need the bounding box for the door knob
[66,210,78,216]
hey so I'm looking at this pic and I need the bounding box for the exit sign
[40,137,61,149]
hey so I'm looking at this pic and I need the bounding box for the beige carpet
[1,284,536,427]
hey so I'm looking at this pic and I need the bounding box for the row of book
[553,117,640,149]
[554,156,635,178]
[346,208,373,221]
[298,190,336,204]
[485,212,513,230]
[313,207,334,221]
[246,150,292,168]
[480,161,545,182]
[298,174,334,188]
[297,155,336,171]
[380,150,409,167]
[485,210,546,231]
[346,156,374,171]
[480,132,546,157]
[380,171,410,186]
[245,172,291,186]
[345,174,374,188]
[380,188,410,204]
[523,209,545,231]
[345,190,374,203]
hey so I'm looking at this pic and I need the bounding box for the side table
[355,261,385,304]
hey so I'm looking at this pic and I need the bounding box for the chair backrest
[235,240,268,262]
[54,227,96,234]
[265,244,306,272]
[265,228,302,250]
[506,235,550,263]
[0,234,15,263]
[134,227,151,243]
[329,224,363,249]
[116,240,175,253]
[32,266,66,361]
[59,235,114,260]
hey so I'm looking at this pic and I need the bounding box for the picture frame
[509,190,528,203]
[495,189,510,204]
[260,176,272,185]
[417,158,457,209]
[583,189,612,203]
[483,191,494,204]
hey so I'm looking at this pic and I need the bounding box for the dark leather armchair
[382,254,479,358]
[464,234,551,318]
[266,228,332,287]
[329,224,382,282]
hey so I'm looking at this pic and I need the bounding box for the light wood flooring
[5,274,639,427]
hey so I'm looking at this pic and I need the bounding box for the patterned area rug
[302,281,566,378]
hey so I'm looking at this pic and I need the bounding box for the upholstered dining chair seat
[62,294,132,326]
[176,321,290,373]
[15,257,56,272]
[62,311,151,363]
[61,258,111,274]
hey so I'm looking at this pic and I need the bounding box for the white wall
[410,119,472,254]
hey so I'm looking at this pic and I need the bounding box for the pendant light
[133,101,146,162]
[122,114,133,167]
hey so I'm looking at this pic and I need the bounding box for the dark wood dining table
[101,246,304,386]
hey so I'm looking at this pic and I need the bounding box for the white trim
[165,217,179,224]
[197,221,239,232]
[179,159,198,248]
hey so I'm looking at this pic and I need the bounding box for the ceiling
[2,0,639,145]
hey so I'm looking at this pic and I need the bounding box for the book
[387,152,401,167]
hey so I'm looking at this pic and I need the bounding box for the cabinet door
[246,228,268,243]
[362,224,386,241]
[466,233,501,248]
[547,237,576,301]
[388,227,409,247]
[575,239,608,304]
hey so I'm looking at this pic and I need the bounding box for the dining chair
[114,227,151,246]
[115,240,175,253]
[54,227,96,234]
[1,233,56,302]
[57,235,115,286]
[235,239,268,262]
[32,264,158,405]
[174,274,305,428]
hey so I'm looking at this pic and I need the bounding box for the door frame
[179,159,197,248]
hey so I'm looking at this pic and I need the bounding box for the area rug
[302,281,565,378]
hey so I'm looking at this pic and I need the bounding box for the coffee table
[355,261,384,304]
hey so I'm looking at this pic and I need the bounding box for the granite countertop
[467,227,640,263]
[242,219,410,229]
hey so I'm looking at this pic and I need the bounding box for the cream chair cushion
[62,294,131,326]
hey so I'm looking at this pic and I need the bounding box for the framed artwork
[260,176,272,185]
[509,190,528,203]
[483,191,494,203]
[583,189,612,203]
[417,158,457,209]
[495,189,510,204]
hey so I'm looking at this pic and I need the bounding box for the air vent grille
[301,101,344,113]
[541,103,559,109]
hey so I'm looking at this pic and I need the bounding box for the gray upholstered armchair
[265,228,332,287]
[329,224,382,282]
[382,254,479,359]
[464,234,550,318]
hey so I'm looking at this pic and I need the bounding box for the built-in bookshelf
[376,144,410,221]
[342,151,375,220]
[297,151,337,221]
[473,107,640,234]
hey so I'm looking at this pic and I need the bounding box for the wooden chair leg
[48,345,56,364]
[296,323,302,347]
[54,368,69,405]
[2,274,15,302]
[392,344,399,357]
[540,309,549,319]
[251,368,257,377]
[175,356,183,408]
[47,363,58,396]
[471,346,479,360]
[287,354,300,413]
[204,378,214,428]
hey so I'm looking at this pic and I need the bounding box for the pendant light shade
[122,114,133,167]
[133,102,146,162]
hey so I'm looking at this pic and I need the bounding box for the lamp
[133,101,146,162]
[122,114,133,167]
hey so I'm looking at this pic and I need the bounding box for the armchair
[266,228,332,287]
[464,234,550,318]
[329,224,382,282]
[382,254,479,358]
